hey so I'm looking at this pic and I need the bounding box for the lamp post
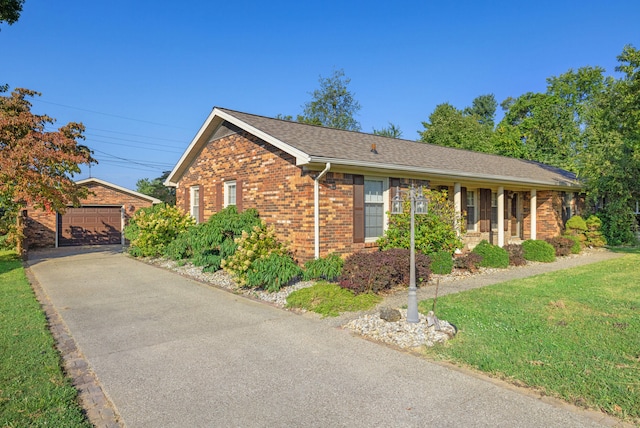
[391,185,428,323]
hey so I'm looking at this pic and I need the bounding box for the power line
[92,149,175,169]
[31,98,189,130]
[85,137,184,154]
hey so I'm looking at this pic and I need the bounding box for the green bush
[430,250,453,274]
[124,204,195,257]
[471,240,509,268]
[503,244,526,266]
[302,253,344,282]
[338,249,431,295]
[522,239,556,262]
[585,215,607,247]
[565,215,587,235]
[221,221,291,287]
[562,234,582,254]
[164,206,261,271]
[245,253,302,292]
[377,188,463,255]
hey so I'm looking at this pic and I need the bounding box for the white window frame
[466,190,477,231]
[491,191,498,230]
[364,177,389,242]
[190,186,200,223]
[224,180,237,207]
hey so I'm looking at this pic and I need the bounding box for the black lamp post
[391,185,428,323]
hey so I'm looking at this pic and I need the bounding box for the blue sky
[3,0,639,189]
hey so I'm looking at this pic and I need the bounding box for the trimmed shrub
[522,239,556,262]
[221,221,291,287]
[124,204,195,257]
[563,234,582,254]
[471,240,509,268]
[303,253,344,282]
[245,253,302,292]
[164,206,261,272]
[545,236,574,257]
[565,215,587,235]
[504,244,526,266]
[585,215,607,247]
[338,249,431,295]
[453,252,483,272]
[430,250,453,275]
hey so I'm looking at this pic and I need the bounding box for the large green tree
[0,0,25,26]
[577,46,640,244]
[419,101,494,152]
[136,171,176,205]
[298,69,361,131]
[373,122,402,138]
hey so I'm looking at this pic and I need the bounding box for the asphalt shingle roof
[215,108,580,189]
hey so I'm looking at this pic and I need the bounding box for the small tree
[0,86,96,249]
[136,171,176,205]
[377,188,462,255]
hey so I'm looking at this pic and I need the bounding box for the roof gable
[76,178,162,204]
[166,107,580,190]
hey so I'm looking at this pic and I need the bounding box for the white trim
[454,182,461,236]
[190,186,200,222]
[363,176,389,242]
[497,187,504,247]
[75,177,162,204]
[531,189,537,240]
[224,180,237,208]
[314,163,331,259]
[466,189,477,231]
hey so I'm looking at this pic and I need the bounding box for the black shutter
[353,175,365,243]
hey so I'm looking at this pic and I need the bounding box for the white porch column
[530,189,537,240]
[454,182,462,236]
[497,186,504,247]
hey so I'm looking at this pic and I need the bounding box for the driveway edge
[24,265,124,428]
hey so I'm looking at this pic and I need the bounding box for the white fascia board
[303,157,582,190]
[165,108,312,186]
[165,108,219,186]
[75,178,162,204]
[214,109,311,162]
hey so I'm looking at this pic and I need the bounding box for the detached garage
[24,178,161,249]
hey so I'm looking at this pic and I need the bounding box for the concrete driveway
[26,247,615,427]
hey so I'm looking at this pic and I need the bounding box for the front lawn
[0,250,90,427]
[419,252,640,424]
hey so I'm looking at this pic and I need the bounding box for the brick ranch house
[165,107,583,263]
[24,177,161,248]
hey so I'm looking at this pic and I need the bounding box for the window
[224,181,236,207]
[491,192,498,230]
[364,179,384,239]
[466,190,476,230]
[190,186,200,223]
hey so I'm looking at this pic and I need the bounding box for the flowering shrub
[124,204,195,257]
[221,221,291,287]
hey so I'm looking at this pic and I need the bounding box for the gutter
[314,162,331,259]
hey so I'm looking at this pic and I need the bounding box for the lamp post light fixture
[391,185,428,323]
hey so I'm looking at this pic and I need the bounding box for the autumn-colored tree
[0,86,96,247]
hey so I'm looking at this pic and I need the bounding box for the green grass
[286,282,382,317]
[0,250,90,427]
[419,253,640,424]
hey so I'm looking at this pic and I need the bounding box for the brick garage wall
[522,190,564,240]
[176,130,375,263]
[24,182,155,249]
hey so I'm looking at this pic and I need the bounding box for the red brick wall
[176,131,379,262]
[24,182,155,249]
[522,190,564,240]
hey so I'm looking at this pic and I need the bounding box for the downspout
[314,163,331,259]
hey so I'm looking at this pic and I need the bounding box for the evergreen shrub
[562,234,582,254]
[471,240,509,268]
[430,250,453,274]
[338,249,431,295]
[522,239,556,262]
